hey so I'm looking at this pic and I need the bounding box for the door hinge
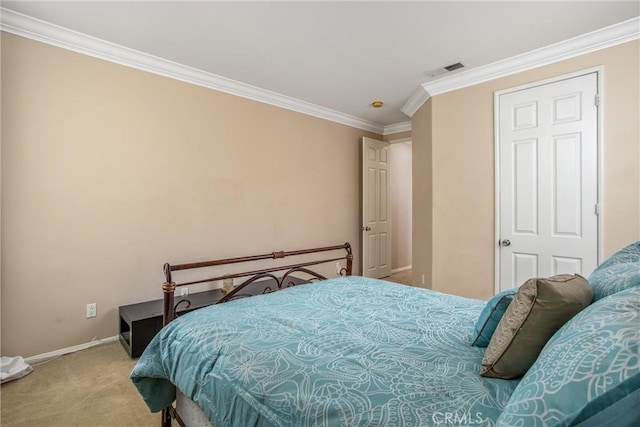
[595,204,601,215]
[595,94,600,107]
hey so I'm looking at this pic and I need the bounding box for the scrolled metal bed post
[161,407,172,427]
[162,263,176,327]
[345,242,353,275]
[162,263,177,427]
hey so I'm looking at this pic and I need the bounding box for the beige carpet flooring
[1,342,157,427]
[384,269,413,286]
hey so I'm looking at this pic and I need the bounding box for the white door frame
[493,66,604,294]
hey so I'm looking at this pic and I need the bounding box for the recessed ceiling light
[371,101,384,108]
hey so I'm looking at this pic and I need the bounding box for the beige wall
[390,142,412,270]
[413,40,640,300]
[411,100,433,289]
[1,33,380,357]
[0,34,3,347]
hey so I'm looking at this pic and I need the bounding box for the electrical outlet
[421,274,425,285]
[180,287,189,297]
[86,303,97,318]
[335,262,342,274]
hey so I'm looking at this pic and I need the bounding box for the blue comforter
[131,276,519,426]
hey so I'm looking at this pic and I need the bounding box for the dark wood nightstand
[119,276,308,357]
[119,289,224,357]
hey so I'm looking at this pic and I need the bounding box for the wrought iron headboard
[161,243,353,325]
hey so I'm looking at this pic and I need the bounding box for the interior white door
[498,72,599,291]
[362,137,392,278]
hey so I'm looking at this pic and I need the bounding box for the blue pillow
[471,289,517,347]
[588,241,640,302]
[496,287,640,427]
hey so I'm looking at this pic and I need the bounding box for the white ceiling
[3,1,639,128]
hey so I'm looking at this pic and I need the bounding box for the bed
[131,241,640,427]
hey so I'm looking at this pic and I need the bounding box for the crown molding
[0,8,385,134]
[401,85,430,118]
[402,16,640,117]
[424,16,639,97]
[383,121,412,135]
[387,136,412,145]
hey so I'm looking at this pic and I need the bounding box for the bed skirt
[176,389,215,427]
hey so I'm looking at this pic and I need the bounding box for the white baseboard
[392,265,412,274]
[24,335,119,365]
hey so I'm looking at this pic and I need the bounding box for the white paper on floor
[1,356,33,384]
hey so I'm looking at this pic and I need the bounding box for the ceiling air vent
[444,62,465,72]
[424,61,468,78]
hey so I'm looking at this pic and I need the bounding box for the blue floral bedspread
[131,276,519,426]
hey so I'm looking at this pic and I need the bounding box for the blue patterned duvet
[131,276,519,426]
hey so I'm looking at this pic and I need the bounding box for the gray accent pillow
[480,274,592,379]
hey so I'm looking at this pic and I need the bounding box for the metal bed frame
[159,243,353,426]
